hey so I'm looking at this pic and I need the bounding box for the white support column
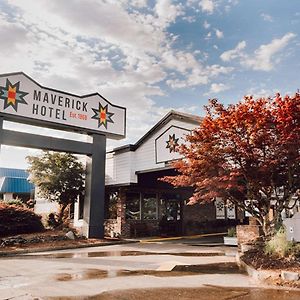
[3,193,14,201]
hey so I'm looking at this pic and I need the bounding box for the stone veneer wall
[117,189,130,237]
[104,219,120,238]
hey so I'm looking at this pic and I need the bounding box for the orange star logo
[91,103,114,128]
[0,79,28,112]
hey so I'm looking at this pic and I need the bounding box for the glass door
[159,193,182,236]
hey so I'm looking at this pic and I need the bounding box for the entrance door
[159,193,182,236]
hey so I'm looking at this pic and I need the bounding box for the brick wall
[236,225,262,244]
[183,202,216,222]
[107,186,247,238]
[183,202,244,235]
[127,219,159,237]
[117,189,131,237]
[183,202,217,235]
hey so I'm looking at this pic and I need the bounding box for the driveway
[0,238,299,299]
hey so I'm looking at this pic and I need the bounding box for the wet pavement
[0,237,299,299]
[48,286,300,300]
[52,262,243,282]
[17,250,226,259]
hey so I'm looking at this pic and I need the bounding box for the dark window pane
[126,193,140,220]
[160,193,181,221]
[143,193,157,220]
[78,196,84,220]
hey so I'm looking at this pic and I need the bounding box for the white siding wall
[114,151,134,184]
[105,153,115,185]
[106,151,135,185]
[105,118,198,185]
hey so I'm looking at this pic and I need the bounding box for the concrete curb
[236,252,281,282]
[0,239,137,257]
[236,253,300,291]
[139,232,227,243]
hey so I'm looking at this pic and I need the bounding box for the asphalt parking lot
[0,236,299,299]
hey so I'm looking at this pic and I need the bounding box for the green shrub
[3,197,35,209]
[227,227,236,237]
[264,227,293,258]
[291,244,300,258]
[4,199,25,207]
[0,203,44,237]
[46,213,62,229]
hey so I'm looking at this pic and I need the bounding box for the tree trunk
[270,209,283,233]
[262,214,271,237]
[58,203,68,225]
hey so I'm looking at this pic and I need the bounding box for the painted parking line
[140,232,227,243]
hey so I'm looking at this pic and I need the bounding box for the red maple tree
[163,93,300,235]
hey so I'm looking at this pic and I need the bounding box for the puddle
[169,252,224,257]
[56,269,109,281]
[55,262,243,281]
[173,262,243,274]
[22,250,225,259]
[189,244,224,247]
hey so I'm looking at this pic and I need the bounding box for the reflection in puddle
[173,262,243,274]
[55,262,244,281]
[23,250,225,259]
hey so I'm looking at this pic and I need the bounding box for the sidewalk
[0,232,227,256]
[140,232,226,243]
[0,239,136,257]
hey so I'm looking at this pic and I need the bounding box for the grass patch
[264,227,298,258]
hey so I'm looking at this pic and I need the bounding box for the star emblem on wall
[216,201,225,210]
[0,79,28,112]
[91,103,114,129]
[166,133,179,153]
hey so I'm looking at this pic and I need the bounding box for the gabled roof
[0,167,29,178]
[109,110,202,154]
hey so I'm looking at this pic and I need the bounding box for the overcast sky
[0,0,299,169]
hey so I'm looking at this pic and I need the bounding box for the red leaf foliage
[0,203,44,237]
[162,93,300,227]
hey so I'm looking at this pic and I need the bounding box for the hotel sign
[0,72,126,139]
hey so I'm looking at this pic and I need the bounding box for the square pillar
[3,193,14,201]
[82,134,106,238]
[0,117,3,152]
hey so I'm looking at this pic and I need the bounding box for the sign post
[83,134,106,238]
[0,72,126,238]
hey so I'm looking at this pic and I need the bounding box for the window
[142,193,157,220]
[126,193,141,220]
[78,196,84,220]
[160,193,181,221]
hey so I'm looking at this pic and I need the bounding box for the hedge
[0,202,44,237]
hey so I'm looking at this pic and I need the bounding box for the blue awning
[0,168,34,194]
[0,177,34,193]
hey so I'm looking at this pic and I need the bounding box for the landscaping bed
[241,246,300,271]
[240,245,300,288]
[0,203,126,255]
[0,230,117,254]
